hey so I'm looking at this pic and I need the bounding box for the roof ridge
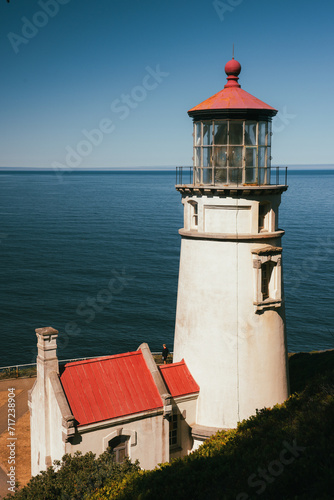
[64,350,141,368]
[159,359,185,370]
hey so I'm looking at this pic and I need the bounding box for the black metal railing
[176,166,288,187]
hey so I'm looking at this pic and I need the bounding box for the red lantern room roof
[188,58,277,119]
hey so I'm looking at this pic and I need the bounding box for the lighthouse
[173,57,289,435]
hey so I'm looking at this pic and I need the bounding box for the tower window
[252,247,282,312]
[258,202,271,232]
[261,261,274,300]
[189,201,198,229]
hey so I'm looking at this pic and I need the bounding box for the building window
[108,436,129,463]
[169,413,179,448]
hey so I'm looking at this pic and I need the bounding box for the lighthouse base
[174,235,289,430]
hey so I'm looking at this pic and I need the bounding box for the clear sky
[1,0,333,169]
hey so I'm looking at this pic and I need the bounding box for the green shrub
[92,369,334,500]
[5,451,140,500]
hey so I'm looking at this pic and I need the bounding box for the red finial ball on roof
[225,58,241,76]
[224,57,241,88]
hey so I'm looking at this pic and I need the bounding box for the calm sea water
[0,170,333,367]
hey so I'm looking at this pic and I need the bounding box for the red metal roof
[188,86,276,114]
[160,360,200,398]
[60,351,163,426]
[188,58,277,116]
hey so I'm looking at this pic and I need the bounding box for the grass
[0,368,37,381]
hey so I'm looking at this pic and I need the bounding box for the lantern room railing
[176,166,288,187]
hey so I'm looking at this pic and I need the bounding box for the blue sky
[1,0,333,169]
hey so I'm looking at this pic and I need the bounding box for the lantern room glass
[229,122,243,145]
[245,122,257,146]
[193,119,272,185]
[195,122,201,146]
[203,122,213,145]
[214,122,227,145]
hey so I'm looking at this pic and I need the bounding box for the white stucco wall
[48,376,67,466]
[30,372,66,475]
[66,411,169,470]
[192,438,204,452]
[170,395,198,459]
[29,379,45,477]
[174,192,289,429]
[183,193,282,234]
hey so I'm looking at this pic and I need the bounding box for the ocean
[0,169,333,367]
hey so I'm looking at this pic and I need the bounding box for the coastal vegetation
[6,350,334,500]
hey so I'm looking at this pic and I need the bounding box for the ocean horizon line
[0,164,333,172]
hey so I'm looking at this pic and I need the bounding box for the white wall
[174,192,289,429]
[170,395,198,459]
[30,372,65,475]
[67,411,169,470]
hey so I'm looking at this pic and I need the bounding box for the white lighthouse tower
[173,57,289,436]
